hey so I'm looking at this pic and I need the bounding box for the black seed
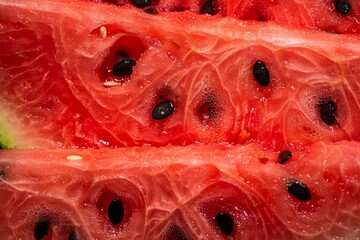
[108,198,124,225]
[287,179,312,201]
[278,150,292,164]
[131,0,151,8]
[253,60,270,87]
[335,0,351,15]
[112,59,136,77]
[34,219,50,240]
[144,7,158,14]
[163,224,188,240]
[152,100,175,120]
[319,100,336,125]
[215,212,234,235]
[200,0,216,15]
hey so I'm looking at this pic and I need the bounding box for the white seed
[66,155,83,161]
[103,81,121,87]
[100,26,107,39]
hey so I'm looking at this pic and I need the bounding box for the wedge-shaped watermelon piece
[1,0,360,149]
[0,142,359,239]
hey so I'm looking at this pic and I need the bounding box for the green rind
[0,112,20,149]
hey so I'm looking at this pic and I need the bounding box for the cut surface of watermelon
[90,0,360,33]
[1,0,360,149]
[0,142,360,239]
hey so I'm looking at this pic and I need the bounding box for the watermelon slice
[1,0,360,149]
[92,0,360,33]
[1,142,360,239]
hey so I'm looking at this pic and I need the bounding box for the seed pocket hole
[197,92,219,124]
[201,0,216,15]
[162,224,188,240]
[318,99,336,125]
[34,217,51,240]
[215,212,234,235]
[335,0,351,15]
[101,35,146,83]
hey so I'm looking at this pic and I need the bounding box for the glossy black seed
[34,219,50,240]
[164,224,188,240]
[319,100,336,125]
[335,0,351,15]
[287,179,312,201]
[200,0,216,15]
[152,100,175,120]
[112,59,136,77]
[215,212,234,235]
[131,0,151,8]
[144,7,158,14]
[108,198,124,225]
[253,60,270,87]
[278,150,292,164]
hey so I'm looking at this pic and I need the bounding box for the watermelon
[1,142,360,239]
[1,0,360,239]
[1,0,360,149]
[92,0,360,33]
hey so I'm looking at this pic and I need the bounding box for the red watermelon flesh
[1,0,360,149]
[92,0,360,34]
[0,141,360,239]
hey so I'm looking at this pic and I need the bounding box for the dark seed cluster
[131,0,152,8]
[319,100,336,125]
[201,0,216,15]
[215,212,234,235]
[112,59,136,77]
[287,179,312,201]
[278,150,292,164]
[34,219,51,240]
[335,0,351,15]
[108,198,125,225]
[144,7,158,14]
[253,60,270,86]
[68,229,78,240]
[152,100,175,120]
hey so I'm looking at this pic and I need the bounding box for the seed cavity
[144,7,158,14]
[278,150,292,164]
[34,218,51,240]
[253,60,270,87]
[287,179,312,201]
[335,0,351,15]
[108,198,125,225]
[163,224,188,240]
[319,100,336,125]
[152,100,175,120]
[215,212,234,235]
[200,0,216,15]
[131,0,152,8]
[112,59,136,77]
